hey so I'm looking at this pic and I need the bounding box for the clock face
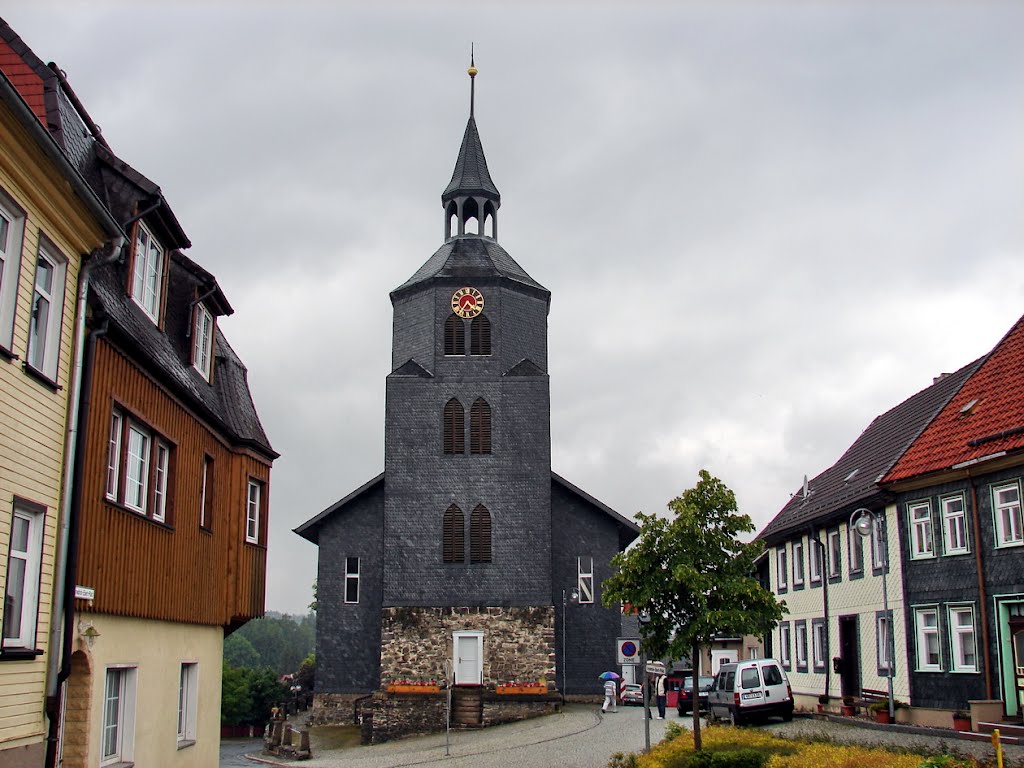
[451,287,484,319]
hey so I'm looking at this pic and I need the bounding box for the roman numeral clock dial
[451,287,484,318]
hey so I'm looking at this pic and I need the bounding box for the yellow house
[0,57,122,767]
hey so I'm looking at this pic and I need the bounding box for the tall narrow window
[152,440,170,522]
[779,623,791,667]
[200,456,213,530]
[994,483,1023,546]
[776,547,788,590]
[443,399,464,454]
[949,605,977,672]
[915,607,941,670]
[811,620,826,670]
[849,526,864,574]
[877,613,892,672]
[470,505,492,564]
[106,411,122,500]
[344,557,360,603]
[827,530,841,579]
[102,667,136,764]
[177,662,198,745]
[27,244,66,379]
[444,314,465,356]
[910,502,934,558]
[246,479,262,544]
[442,505,464,563]
[942,495,968,554]
[3,501,44,650]
[792,540,804,586]
[795,622,808,668]
[577,556,594,603]
[124,425,150,513]
[192,303,214,380]
[809,539,822,583]
[106,408,174,521]
[0,192,25,351]
[469,315,491,355]
[131,222,165,323]
[470,398,491,454]
[871,514,887,570]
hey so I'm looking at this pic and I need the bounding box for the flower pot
[817,704,824,713]
[953,717,972,731]
[840,705,856,716]
[496,686,544,694]
[387,684,440,693]
[875,710,891,724]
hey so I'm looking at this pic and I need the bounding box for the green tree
[224,633,262,669]
[602,470,785,749]
[221,663,254,726]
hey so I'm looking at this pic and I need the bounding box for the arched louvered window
[444,314,465,356]
[470,315,491,356]
[470,398,491,454]
[470,504,492,564]
[443,398,465,454]
[443,505,465,563]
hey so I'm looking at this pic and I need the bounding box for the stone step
[977,721,1024,739]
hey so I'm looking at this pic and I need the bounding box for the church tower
[296,60,637,742]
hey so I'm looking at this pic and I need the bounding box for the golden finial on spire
[468,44,477,117]
[468,43,477,77]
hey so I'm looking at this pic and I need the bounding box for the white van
[706,659,794,725]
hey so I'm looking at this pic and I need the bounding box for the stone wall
[380,606,555,687]
[311,693,370,726]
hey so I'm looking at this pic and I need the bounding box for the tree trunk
[692,639,702,750]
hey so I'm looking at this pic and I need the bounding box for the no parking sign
[617,637,641,665]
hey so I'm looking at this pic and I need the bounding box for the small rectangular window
[779,622,791,667]
[777,547,788,590]
[792,540,804,586]
[199,456,213,530]
[152,440,170,522]
[26,240,68,380]
[0,190,26,352]
[740,668,760,689]
[877,613,892,672]
[949,605,977,672]
[131,222,165,323]
[106,408,173,522]
[246,480,262,544]
[910,502,934,558]
[192,303,214,380]
[106,411,122,500]
[809,540,822,583]
[941,495,968,555]
[915,607,941,671]
[827,530,841,579]
[344,557,360,603]
[849,526,864,574]
[102,666,137,764]
[177,662,198,745]
[2,501,45,649]
[795,621,808,668]
[871,514,887,571]
[578,557,594,604]
[811,621,826,670]
[993,483,1023,547]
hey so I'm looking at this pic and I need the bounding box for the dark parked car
[677,675,715,714]
[620,683,644,706]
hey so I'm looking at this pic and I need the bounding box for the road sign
[646,661,666,676]
[617,637,641,665]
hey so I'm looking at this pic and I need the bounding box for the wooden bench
[852,688,888,708]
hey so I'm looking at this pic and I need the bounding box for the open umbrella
[598,671,621,680]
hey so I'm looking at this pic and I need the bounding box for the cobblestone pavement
[223,708,1024,767]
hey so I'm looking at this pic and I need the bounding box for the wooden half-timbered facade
[0,17,276,768]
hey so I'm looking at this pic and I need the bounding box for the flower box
[387,684,440,693]
[496,685,545,694]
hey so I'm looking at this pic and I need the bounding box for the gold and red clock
[451,287,484,319]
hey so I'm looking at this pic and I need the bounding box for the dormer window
[131,222,165,323]
[192,303,214,380]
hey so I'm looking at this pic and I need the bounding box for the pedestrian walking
[655,673,667,719]
[602,678,618,713]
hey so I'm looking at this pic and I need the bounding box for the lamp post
[850,507,895,720]
[561,587,578,697]
[638,610,651,753]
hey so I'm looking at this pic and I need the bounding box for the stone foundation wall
[380,606,555,687]
[482,697,560,726]
[312,692,371,726]
[366,692,448,743]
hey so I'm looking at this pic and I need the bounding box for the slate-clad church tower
[296,62,637,741]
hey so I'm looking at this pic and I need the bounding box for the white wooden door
[455,633,483,685]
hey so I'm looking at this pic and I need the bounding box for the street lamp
[561,587,578,697]
[850,507,895,720]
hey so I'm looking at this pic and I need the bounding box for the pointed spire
[469,43,476,118]
[442,51,500,208]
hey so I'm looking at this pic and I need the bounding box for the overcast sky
[9,2,1024,615]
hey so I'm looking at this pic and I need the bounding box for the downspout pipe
[968,474,993,700]
[44,238,123,768]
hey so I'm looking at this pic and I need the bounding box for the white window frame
[777,547,788,590]
[871,514,887,569]
[809,539,822,583]
[199,456,212,530]
[344,557,360,604]
[993,482,1023,548]
[909,502,935,559]
[105,410,122,500]
[948,605,978,673]
[131,221,164,322]
[795,622,808,667]
[0,190,25,351]
[779,623,791,666]
[577,556,594,604]
[177,662,198,746]
[747,645,760,660]
[914,606,941,671]
[101,666,137,765]
[827,529,841,579]
[107,409,172,522]
[2,502,44,649]
[192,303,214,380]
[941,494,969,555]
[849,526,864,573]
[26,242,67,379]
[812,622,826,669]
[246,479,262,544]
[124,423,151,513]
[152,440,170,522]
[877,613,892,672]
[792,540,804,586]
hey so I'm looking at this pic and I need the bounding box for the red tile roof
[884,314,1024,482]
[0,37,45,124]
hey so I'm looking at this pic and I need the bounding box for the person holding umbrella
[599,671,620,713]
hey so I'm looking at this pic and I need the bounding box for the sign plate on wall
[617,637,641,665]
[75,586,95,600]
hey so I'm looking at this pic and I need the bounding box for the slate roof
[293,472,638,545]
[390,236,548,299]
[757,358,982,544]
[885,314,1024,483]
[442,116,500,205]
